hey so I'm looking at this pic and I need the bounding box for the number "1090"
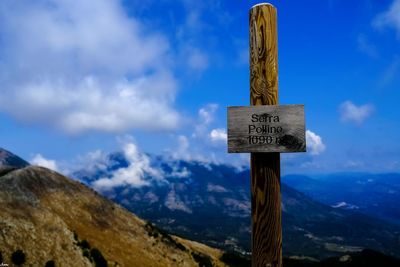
[247,135,279,145]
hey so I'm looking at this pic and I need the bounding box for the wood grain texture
[227,105,306,153]
[250,3,278,106]
[250,4,282,267]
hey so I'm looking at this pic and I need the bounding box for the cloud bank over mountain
[31,154,59,171]
[93,142,163,192]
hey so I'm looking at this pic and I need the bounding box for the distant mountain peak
[0,147,29,169]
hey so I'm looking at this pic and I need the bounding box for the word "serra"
[251,114,280,123]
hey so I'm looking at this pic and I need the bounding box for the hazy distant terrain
[283,173,400,225]
[74,151,400,259]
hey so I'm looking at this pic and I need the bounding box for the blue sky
[0,0,399,174]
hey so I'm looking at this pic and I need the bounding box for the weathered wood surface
[228,105,305,153]
[250,4,282,267]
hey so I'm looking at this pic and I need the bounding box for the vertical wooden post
[249,3,282,267]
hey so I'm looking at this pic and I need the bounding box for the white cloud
[306,130,326,156]
[92,142,163,192]
[161,102,246,169]
[165,188,192,213]
[31,154,59,171]
[77,149,109,174]
[174,135,191,160]
[210,128,227,143]
[373,0,400,38]
[58,148,110,178]
[193,103,219,138]
[199,104,218,125]
[166,134,223,168]
[207,183,228,193]
[0,0,179,134]
[339,101,374,125]
[167,104,223,164]
[168,166,191,178]
[166,104,247,169]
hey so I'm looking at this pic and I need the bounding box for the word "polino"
[248,125,283,134]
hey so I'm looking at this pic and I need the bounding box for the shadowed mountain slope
[0,148,29,168]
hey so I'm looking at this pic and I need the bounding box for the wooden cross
[227,3,306,267]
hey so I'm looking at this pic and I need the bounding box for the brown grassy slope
[0,166,227,266]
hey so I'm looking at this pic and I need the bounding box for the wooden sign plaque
[227,104,306,153]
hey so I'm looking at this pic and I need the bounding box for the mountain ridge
[0,163,229,266]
